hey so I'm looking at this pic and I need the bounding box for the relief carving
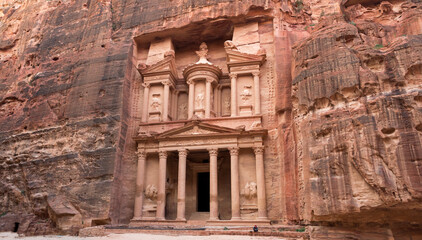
[242,182,257,200]
[150,94,161,111]
[224,96,231,114]
[178,103,188,119]
[195,91,205,109]
[145,184,158,200]
[240,85,252,104]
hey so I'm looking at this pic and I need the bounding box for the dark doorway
[197,172,210,212]
[13,222,19,232]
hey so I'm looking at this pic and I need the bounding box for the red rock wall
[1,0,421,238]
[291,0,422,233]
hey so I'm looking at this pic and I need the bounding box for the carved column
[205,79,212,118]
[162,81,170,121]
[142,83,150,122]
[188,80,194,119]
[230,73,237,117]
[254,146,268,219]
[229,147,241,220]
[252,72,261,115]
[208,148,219,220]
[176,149,188,221]
[156,150,167,220]
[133,150,146,219]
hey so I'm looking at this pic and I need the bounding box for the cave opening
[13,222,19,232]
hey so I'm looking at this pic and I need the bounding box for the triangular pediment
[158,121,241,138]
[225,48,266,65]
[139,55,177,77]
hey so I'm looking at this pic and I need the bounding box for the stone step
[81,225,309,239]
[87,227,308,239]
[188,212,210,221]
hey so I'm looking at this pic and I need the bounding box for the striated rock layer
[0,0,421,238]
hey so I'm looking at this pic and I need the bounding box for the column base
[176,218,186,221]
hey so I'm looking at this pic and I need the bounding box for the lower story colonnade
[131,121,269,224]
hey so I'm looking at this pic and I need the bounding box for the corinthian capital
[253,146,264,155]
[159,150,168,159]
[228,147,239,156]
[178,149,189,158]
[142,82,150,88]
[208,148,219,156]
[137,151,147,159]
[229,73,237,80]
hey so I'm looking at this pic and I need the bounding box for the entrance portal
[197,172,210,212]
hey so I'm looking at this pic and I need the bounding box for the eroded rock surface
[291,0,422,234]
[0,0,421,238]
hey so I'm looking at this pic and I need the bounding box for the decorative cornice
[183,63,223,81]
[206,78,216,84]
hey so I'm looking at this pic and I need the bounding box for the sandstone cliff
[0,0,421,239]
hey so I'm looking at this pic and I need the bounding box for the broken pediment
[138,53,178,81]
[224,40,266,68]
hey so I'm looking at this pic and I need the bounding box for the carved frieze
[159,137,237,148]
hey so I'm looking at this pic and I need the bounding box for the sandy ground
[0,232,286,240]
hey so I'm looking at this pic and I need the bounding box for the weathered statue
[144,185,158,200]
[178,103,188,119]
[150,94,161,111]
[195,42,210,64]
[224,40,238,50]
[196,91,205,109]
[240,85,252,104]
[242,182,257,200]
